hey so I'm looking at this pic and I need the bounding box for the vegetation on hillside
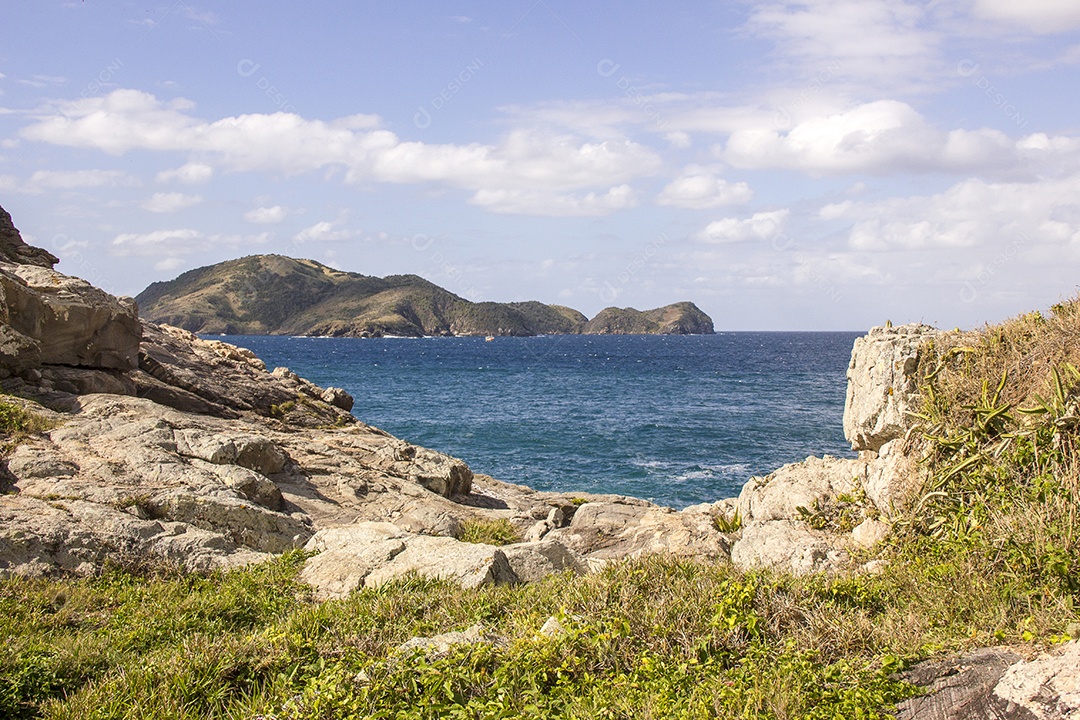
[135,255,711,337]
[2,299,1079,718]
[582,302,715,335]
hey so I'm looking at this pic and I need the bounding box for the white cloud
[657,169,753,209]
[293,220,354,243]
[971,0,1080,32]
[23,169,136,192]
[823,176,1080,251]
[17,74,67,88]
[21,90,661,216]
[244,205,287,224]
[665,131,691,148]
[154,256,187,272]
[156,162,214,184]
[112,228,201,254]
[111,228,268,260]
[469,185,636,216]
[696,210,790,244]
[743,0,943,90]
[141,191,203,213]
[721,100,1071,177]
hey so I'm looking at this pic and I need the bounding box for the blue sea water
[221,333,861,509]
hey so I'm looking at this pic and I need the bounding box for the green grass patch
[458,518,521,546]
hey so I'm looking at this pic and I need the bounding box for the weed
[713,508,743,533]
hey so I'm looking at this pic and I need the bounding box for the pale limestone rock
[1,263,140,370]
[300,537,408,600]
[737,455,867,523]
[196,461,284,511]
[550,499,729,561]
[370,438,473,497]
[993,642,1080,718]
[730,520,849,574]
[363,535,514,588]
[501,540,587,583]
[396,624,507,657]
[851,517,890,548]
[320,386,354,411]
[844,323,939,452]
[0,496,267,575]
[148,489,310,553]
[301,522,518,595]
[174,430,288,475]
[865,439,927,516]
[540,616,568,637]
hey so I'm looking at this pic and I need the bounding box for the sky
[1,1,1079,330]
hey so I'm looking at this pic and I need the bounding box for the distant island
[135,255,715,337]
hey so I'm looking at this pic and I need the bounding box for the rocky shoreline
[1,202,1076,718]
[0,200,931,587]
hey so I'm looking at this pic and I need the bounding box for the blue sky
[1,1,1078,330]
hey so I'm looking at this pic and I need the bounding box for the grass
[0,396,54,455]
[458,518,521,546]
[2,298,1079,718]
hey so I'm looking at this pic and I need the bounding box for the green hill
[135,255,712,337]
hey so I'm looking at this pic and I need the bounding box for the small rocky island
[135,254,714,337]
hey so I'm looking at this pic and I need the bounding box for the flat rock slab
[300,522,586,600]
[896,644,1080,720]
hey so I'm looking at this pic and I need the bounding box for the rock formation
[895,643,1080,720]
[0,201,944,600]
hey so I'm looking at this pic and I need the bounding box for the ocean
[222,332,861,509]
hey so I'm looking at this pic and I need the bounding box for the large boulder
[730,455,883,574]
[844,323,939,452]
[737,455,866,523]
[0,263,140,371]
[547,499,730,564]
[865,439,927,516]
[730,520,849,574]
[370,438,474,497]
[896,643,1080,720]
[300,522,523,598]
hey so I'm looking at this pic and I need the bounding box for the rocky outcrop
[132,323,353,426]
[896,643,1080,720]
[0,264,140,373]
[0,205,58,268]
[0,201,942,592]
[844,323,940,452]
